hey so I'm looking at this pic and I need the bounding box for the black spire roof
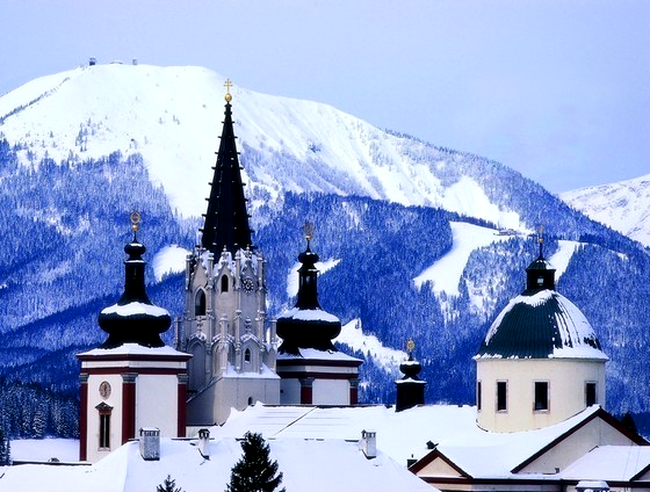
[98,214,171,349]
[395,340,426,412]
[475,241,607,361]
[200,88,253,255]
[276,231,341,355]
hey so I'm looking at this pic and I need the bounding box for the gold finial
[303,221,315,242]
[130,211,141,233]
[224,78,233,102]
[406,339,415,354]
[538,225,544,245]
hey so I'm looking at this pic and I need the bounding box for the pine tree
[225,432,285,492]
[0,425,11,466]
[156,474,183,492]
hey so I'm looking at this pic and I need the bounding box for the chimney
[139,427,160,461]
[198,428,211,458]
[576,481,609,492]
[360,429,377,459]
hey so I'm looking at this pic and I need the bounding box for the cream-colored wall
[418,457,463,477]
[477,358,606,432]
[85,373,123,463]
[280,378,301,405]
[135,374,179,437]
[214,375,281,425]
[313,379,349,405]
[519,417,636,474]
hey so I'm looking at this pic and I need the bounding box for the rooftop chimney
[139,427,160,461]
[360,429,377,459]
[198,428,211,458]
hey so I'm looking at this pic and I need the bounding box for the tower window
[221,275,229,293]
[477,381,482,412]
[586,382,597,406]
[96,403,113,450]
[534,381,549,411]
[496,381,507,412]
[537,276,544,286]
[195,290,206,316]
[248,396,254,406]
[244,348,251,363]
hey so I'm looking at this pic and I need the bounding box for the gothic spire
[201,81,253,254]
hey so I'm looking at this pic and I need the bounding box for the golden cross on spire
[224,78,233,102]
[538,225,544,245]
[303,221,315,243]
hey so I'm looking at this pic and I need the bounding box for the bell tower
[179,83,279,426]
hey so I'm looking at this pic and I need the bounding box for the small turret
[98,212,171,349]
[395,340,426,411]
[276,223,341,355]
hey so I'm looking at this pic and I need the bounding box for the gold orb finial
[406,339,415,354]
[224,78,233,102]
[130,211,141,233]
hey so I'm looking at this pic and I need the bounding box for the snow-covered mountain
[2,64,650,439]
[0,63,522,228]
[561,174,650,247]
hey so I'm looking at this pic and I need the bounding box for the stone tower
[179,86,279,426]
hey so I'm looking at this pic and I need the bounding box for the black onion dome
[476,250,607,361]
[399,353,423,380]
[98,234,171,349]
[277,240,341,355]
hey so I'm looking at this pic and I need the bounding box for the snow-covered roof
[0,436,434,492]
[560,446,650,482]
[78,343,190,358]
[276,347,362,363]
[477,289,608,360]
[99,301,169,318]
[277,306,340,323]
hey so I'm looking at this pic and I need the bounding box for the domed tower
[475,234,608,432]
[78,213,191,463]
[179,82,279,426]
[275,224,362,405]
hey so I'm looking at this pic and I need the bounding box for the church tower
[275,224,362,405]
[475,234,608,432]
[179,84,279,426]
[78,213,190,463]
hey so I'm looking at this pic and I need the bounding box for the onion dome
[276,225,341,355]
[98,213,171,349]
[475,242,607,361]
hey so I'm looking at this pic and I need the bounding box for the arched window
[248,396,254,406]
[96,402,113,450]
[221,275,229,293]
[244,348,251,363]
[195,290,206,316]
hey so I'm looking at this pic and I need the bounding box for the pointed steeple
[200,81,253,254]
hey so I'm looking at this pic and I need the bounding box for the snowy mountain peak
[561,173,650,247]
[0,63,522,229]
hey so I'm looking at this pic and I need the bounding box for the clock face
[242,277,255,292]
[99,381,111,399]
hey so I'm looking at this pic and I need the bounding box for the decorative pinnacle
[538,225,544,257]
[224,78,233,102]
[130,211,141,235]
[406,339,415,354]
[303,221,315,244]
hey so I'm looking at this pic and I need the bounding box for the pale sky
[1,0,648,193]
